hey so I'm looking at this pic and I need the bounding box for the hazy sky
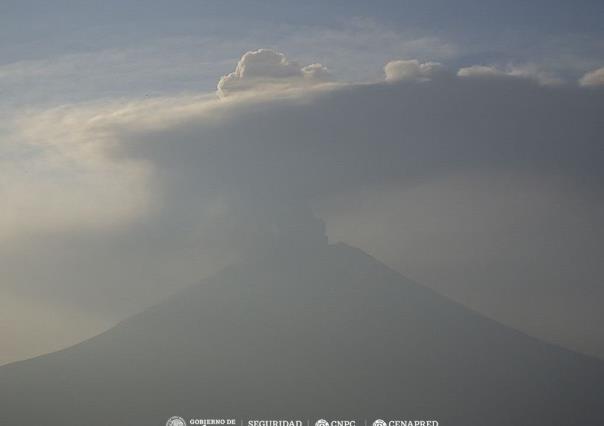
[1,0,604,365]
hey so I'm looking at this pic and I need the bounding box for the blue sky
[1,0,603,107]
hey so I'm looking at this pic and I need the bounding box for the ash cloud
[2,50,604,364]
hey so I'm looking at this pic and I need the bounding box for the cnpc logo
[315,419,356,426]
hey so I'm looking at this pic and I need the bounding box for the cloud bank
[457,64,563,86]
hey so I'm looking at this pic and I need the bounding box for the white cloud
[457,65,508,78]
[579,66,604,87]
[301,63,333,81]
[217,49,332,97]
[384,59,445,82]
[457,64,563,86]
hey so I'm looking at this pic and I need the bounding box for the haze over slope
[1,235,603,425]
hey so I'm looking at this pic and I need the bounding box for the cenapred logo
[373,421,439,426]
[167,416,187,426]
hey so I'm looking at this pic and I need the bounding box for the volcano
[1,242,603,425]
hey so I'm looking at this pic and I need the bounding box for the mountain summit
[1,243,603,425]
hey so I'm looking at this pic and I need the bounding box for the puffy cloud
[384,59,446,82]
[579,66,604,87]
[301,63,333,81]
[217,49,332,97]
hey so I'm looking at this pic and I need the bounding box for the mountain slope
[1,243,603,425]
